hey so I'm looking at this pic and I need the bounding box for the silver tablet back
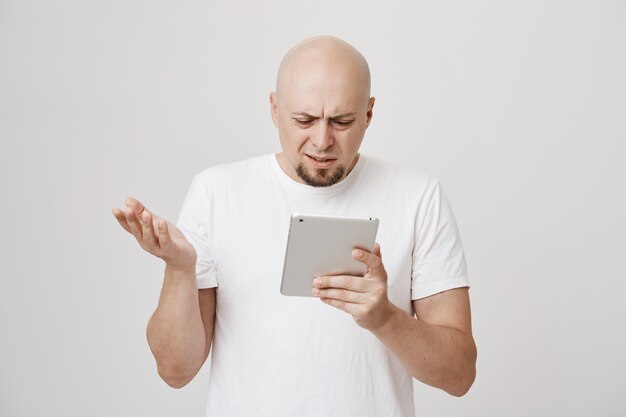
[280,213,379,297]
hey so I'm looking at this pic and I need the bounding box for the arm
[373,288,476,396]
[113,198,216,388]
[312,244,477,396]
[147,277,216,388]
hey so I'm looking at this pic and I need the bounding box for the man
[113,35,476,416]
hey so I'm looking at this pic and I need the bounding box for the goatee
[295,164,345,187]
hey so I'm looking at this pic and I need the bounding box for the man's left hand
[312,243,392,331]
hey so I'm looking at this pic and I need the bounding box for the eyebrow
[291,112,357,119]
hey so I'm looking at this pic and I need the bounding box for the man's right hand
[112,198,197,271]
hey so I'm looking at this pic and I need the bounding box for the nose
[310,121,334,151]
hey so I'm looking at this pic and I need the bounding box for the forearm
[372,304,477,396]
[147,265,207,387]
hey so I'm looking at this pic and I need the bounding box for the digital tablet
[280,213,379,297]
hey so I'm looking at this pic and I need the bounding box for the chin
[296,163,346,187]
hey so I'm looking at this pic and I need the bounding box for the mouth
[306,154,337,169]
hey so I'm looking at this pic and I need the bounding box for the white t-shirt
[176,153,470,417]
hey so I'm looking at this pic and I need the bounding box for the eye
[294,119,313,127]
[332,120,354,127]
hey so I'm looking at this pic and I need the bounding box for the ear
[365,96,375,129]
[270,92,279,128]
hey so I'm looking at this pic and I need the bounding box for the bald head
[269,36,375,187]
[275,36,371,101]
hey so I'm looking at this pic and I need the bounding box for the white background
[1,1,625,416]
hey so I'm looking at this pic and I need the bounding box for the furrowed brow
[290,112,357,119]
[291,112,318,119]
[330,112,357,119]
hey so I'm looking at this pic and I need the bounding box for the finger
[152,216,160,239]
[140,210,159,250]
[352,248,383,275]
[155,218,172,249]
[312,287,366,304]
[319,297,362,315]
[112,208,131,233]
[124,197,146,216]
[124,207,142,238]
[313,275,367,292]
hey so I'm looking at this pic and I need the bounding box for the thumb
[373,242,382,260]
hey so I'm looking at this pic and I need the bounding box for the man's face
[271,62,374,187]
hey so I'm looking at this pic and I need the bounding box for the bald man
[113,36,476,417]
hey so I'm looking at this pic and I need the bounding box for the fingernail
[313,278,320,286]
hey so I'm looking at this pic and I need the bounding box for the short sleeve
[176,175,218,289]
[411,182,470,300]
